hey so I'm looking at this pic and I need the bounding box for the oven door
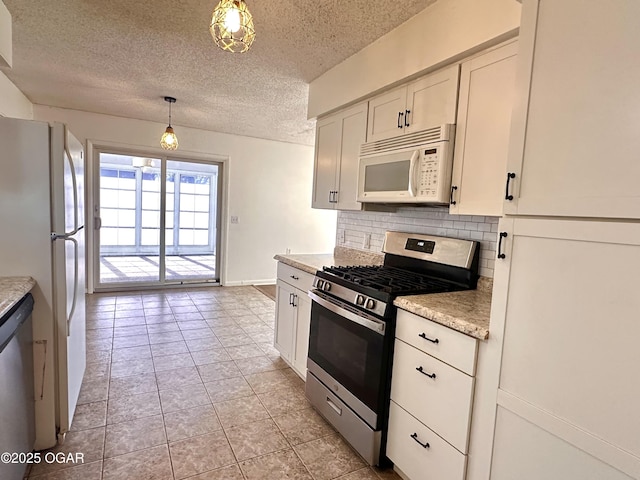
[307,290,389,424]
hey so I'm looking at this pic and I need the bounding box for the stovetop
[321,265,458,296]
[311,232,480,319]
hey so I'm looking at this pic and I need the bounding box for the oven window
[364,160,410,192]
[308,299,387,416]
[317,319,367,385]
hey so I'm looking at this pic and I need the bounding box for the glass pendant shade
[160,96,178,150]
[210,0,256,53]
[160,126,178,150]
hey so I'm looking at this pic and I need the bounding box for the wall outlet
[230,216,239,224]
[363,233,371,249]
[286,248,291,254]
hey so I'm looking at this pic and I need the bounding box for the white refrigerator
[0,117,86,450]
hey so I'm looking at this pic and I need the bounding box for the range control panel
[418,147,440,197]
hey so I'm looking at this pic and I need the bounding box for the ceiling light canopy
[210,0,256,53]
[160,96,179,151]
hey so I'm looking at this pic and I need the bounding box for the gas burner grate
[322,265,456,295]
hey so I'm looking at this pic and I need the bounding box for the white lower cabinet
[274,263,314,379]
[491,408,634,480]
[489,217,640,479]
[387,402,467,480]
[388,309,478,479]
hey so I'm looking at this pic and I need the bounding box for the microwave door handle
[408,150,420,197]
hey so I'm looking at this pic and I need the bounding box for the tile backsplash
[336,207,500,278]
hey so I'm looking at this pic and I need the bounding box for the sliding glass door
[94,151,221,290]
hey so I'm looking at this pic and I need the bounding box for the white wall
[308,0,521,118]
[337,208,499,278]
[0,71,33,119]
[34,105,336,286]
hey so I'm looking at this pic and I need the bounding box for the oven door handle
[309,291,386,335]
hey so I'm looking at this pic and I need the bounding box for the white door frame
[85,139,230,293]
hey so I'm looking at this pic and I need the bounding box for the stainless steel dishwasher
[0,293,35,480]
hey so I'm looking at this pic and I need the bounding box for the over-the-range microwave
[357,124,455,204]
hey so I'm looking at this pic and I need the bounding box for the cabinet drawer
[387,401,467,480]
[391,339,474,453]
[396,308,478,375]
[277,263,314,293]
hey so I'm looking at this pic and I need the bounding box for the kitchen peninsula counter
[394,277,492,340]
[0,277,36,319]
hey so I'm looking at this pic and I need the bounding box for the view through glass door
[95,152,221,289]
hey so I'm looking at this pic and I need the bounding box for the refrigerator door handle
[51,225,84,241]
[64,236,79,337]
[64,140,79,233]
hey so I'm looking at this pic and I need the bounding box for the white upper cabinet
[504,0,640,219]
[312,102,367,211]
[449,41,518,216]
[367,65,460,143]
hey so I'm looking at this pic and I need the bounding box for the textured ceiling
[1,0,438,145]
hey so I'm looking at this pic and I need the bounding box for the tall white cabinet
[489,1,640,479]
[311,102,367,211]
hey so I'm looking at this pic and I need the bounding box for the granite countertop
[274,246,384,274]
[394,277,493,341]
[0,277,36,319]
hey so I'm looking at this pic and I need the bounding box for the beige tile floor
[26,286,401,480]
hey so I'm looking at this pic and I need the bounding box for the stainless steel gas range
[305,231,479,466]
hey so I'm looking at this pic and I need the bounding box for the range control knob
[316,280,324,289]
[322,282,331,292]
[356,295,365,306]
[365,298,376,310]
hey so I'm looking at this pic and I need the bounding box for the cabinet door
[335,102,367,211]
[492,408,634,480]
[504,0,640,219]
[366,86,407,142]
[312,115,339,209]
[274,281,296,362]
[405,64,460,135]
[450,41,518,216]
[292,290,311,380]
[491,218,640,478]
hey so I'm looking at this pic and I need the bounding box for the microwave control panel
[418,148,440,197]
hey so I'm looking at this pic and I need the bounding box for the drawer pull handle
[290,275,299,280]
[418,332,439,344]
[410,432,430,449]
[326,397,342,416]
[416,366,436,379]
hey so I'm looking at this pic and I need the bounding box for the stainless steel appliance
[306,231,478,465]
[357,125,455,204]
[0,118,86,450]
[0,293,35,480]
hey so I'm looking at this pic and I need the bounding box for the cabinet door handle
[416,366,437,379]
[289,292,294,306]
[405,109,411,127]
[418,332,439,344]
[410,432,430,449]
[497,232,508,259]
[328,191,333,203]
[290,275,299,280]
[505,172,516,200]
[397,111,404,129]
[292,294,298,307]
[333,190,338,203]
[450,185,458,205]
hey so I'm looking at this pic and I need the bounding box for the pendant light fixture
[210,0,255,53]
[160,96,179,151]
